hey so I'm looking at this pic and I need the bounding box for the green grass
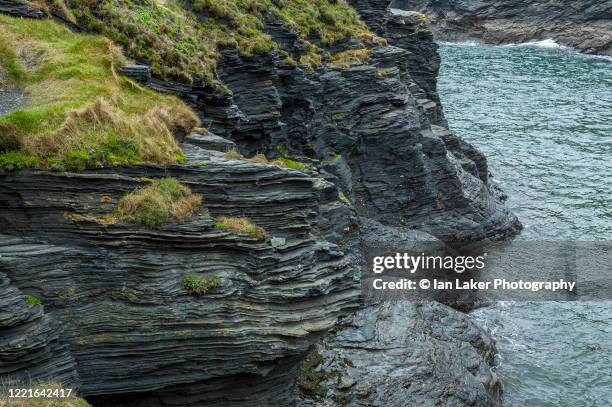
[338,191,350,205]
[115,178,203,227]
[215,216,267,240]
[276,156,311,171]
[24,294,42,305]
[35,0,378,85]
[181,274,222,296]
[0,14,198,171]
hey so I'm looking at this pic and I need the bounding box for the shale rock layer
[0,152,358,403]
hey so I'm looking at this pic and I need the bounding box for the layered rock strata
[0,145,359,404]
[0,0,521,405]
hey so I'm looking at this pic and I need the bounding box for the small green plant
[24,294,42,305]
[277,157,311,172]
[115,178,202,227]
[338,191,350,205]
[215,216,267,240]
[181,274,222,296]
[297,349,333,397]
[0,152,41,170]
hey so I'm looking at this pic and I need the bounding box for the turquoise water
[437,42,612,406]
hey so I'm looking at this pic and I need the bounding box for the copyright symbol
[419,279,430,289]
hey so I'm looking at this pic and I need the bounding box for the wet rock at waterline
[298,301,502,407]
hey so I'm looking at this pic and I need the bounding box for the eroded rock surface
[398,0,612,56]
[206,17,520,243]
[0,268,79,388]
[0,0,519,405]
[0,151,359,404]
[298,301,502,407]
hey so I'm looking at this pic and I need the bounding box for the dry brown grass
[249,153,269,164]
[0,15,199,170]
[215,216,267,240]
[223,148,243,160]
[170,193,203,219]
[116,178,202,227]
[25,97,188,165]
[330,47,373,69]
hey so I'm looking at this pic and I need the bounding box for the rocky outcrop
[298,301,502,407]
[399,0,612,56]
[0,0,519,405]
[0,144,359,404]
[0,269,79,387]
[206,28,520,243]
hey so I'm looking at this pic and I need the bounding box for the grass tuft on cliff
[24,294,42,305]
[215,216,267,240]
[116,178,202,227]
[0,14,198,171]
[33,0,377,85]
[223,148,312,172]
[181,274,222,296]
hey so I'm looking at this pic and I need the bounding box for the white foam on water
[439,40,481,47]
[503,38,566,49]
[441,39,612,62]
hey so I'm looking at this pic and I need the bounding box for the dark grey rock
[118,64,151,83]
[0,0,44,18]
[201,13,522,244]
[297,301,502,407]
[0,266,80,388]
[185,131,236,152]
[0,159,359,403]
[0,86,27,117]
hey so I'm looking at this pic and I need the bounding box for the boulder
[297,301,502,407]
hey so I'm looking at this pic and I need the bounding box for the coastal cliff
[1,0,519,405]
[399,0,612,55]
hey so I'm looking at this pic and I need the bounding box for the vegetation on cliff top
[0,14,198,171]
[115,178,203,227]
[34,0,378,85]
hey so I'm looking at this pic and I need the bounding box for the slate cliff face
[1,0,519,405]
[0,148,359,406]
[399,0,612,55]
[205,11,520,244]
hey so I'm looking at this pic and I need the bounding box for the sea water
[437,42,612,406]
